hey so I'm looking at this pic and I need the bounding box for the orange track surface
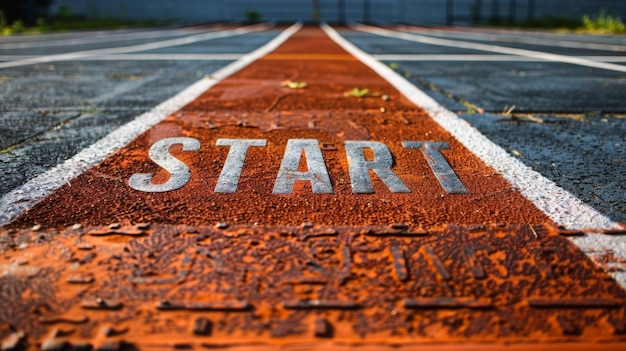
[1,26,624,350]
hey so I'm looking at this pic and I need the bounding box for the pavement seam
[407,74,485,114]
[0,75,159,156]
[0,112,82,155]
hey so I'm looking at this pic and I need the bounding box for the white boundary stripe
[321,23,626,288]
[77,54,246,61]
[570,234,626,287]
[0,22,302,226]
[0,28,206,50]
[352,24,626,73]
[0,23,271,69]
[5,53,626,63]
[396,26,626,53]
[0,54,245,61]
[372,54,626,63]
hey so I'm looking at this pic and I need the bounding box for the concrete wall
[50,0,626,26]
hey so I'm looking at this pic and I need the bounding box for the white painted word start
[129,138,467,194]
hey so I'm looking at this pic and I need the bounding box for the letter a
[273,139,333,194]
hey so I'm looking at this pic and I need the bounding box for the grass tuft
[581,10,625,34]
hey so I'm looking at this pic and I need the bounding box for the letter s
[129,137,200,192]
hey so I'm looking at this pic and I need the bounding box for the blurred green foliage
[581,10,625,34]
[1,3,169,35]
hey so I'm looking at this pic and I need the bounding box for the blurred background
[1,0,625,31]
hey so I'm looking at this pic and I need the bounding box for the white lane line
[0,22,302,226]
[583,56,626,63]
[375,54,525,61]
[396,25,626,53]
[0,28,169,44]
[372,54,626,63]
[5,53,626,63]
[80,54,246,61]
[0,54,245,61]
[353,24,626,73]
[0,23,271,69]
[0,28,204,50]
[322,23,626,288]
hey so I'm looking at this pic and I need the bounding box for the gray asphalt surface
[0,24,624,224]
[0,26,281,198]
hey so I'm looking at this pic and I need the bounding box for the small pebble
[136,223,151,230]
[12,258,28,265]
[1,331,25,351]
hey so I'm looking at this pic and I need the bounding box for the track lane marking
[0,22,302,226]
[372,54,626,63]
[353,24,626,73]
[322,23,626,288]
[396,25,626,52]
[0,54,245,61]
[0,23,272,69]
[3,53,625,63]
[0,28,211,50]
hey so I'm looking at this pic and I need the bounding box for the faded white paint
[215,139,268,193]
[273,139,333,194]
[129,137,200,192]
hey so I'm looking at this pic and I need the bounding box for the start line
[129,138,468,195]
